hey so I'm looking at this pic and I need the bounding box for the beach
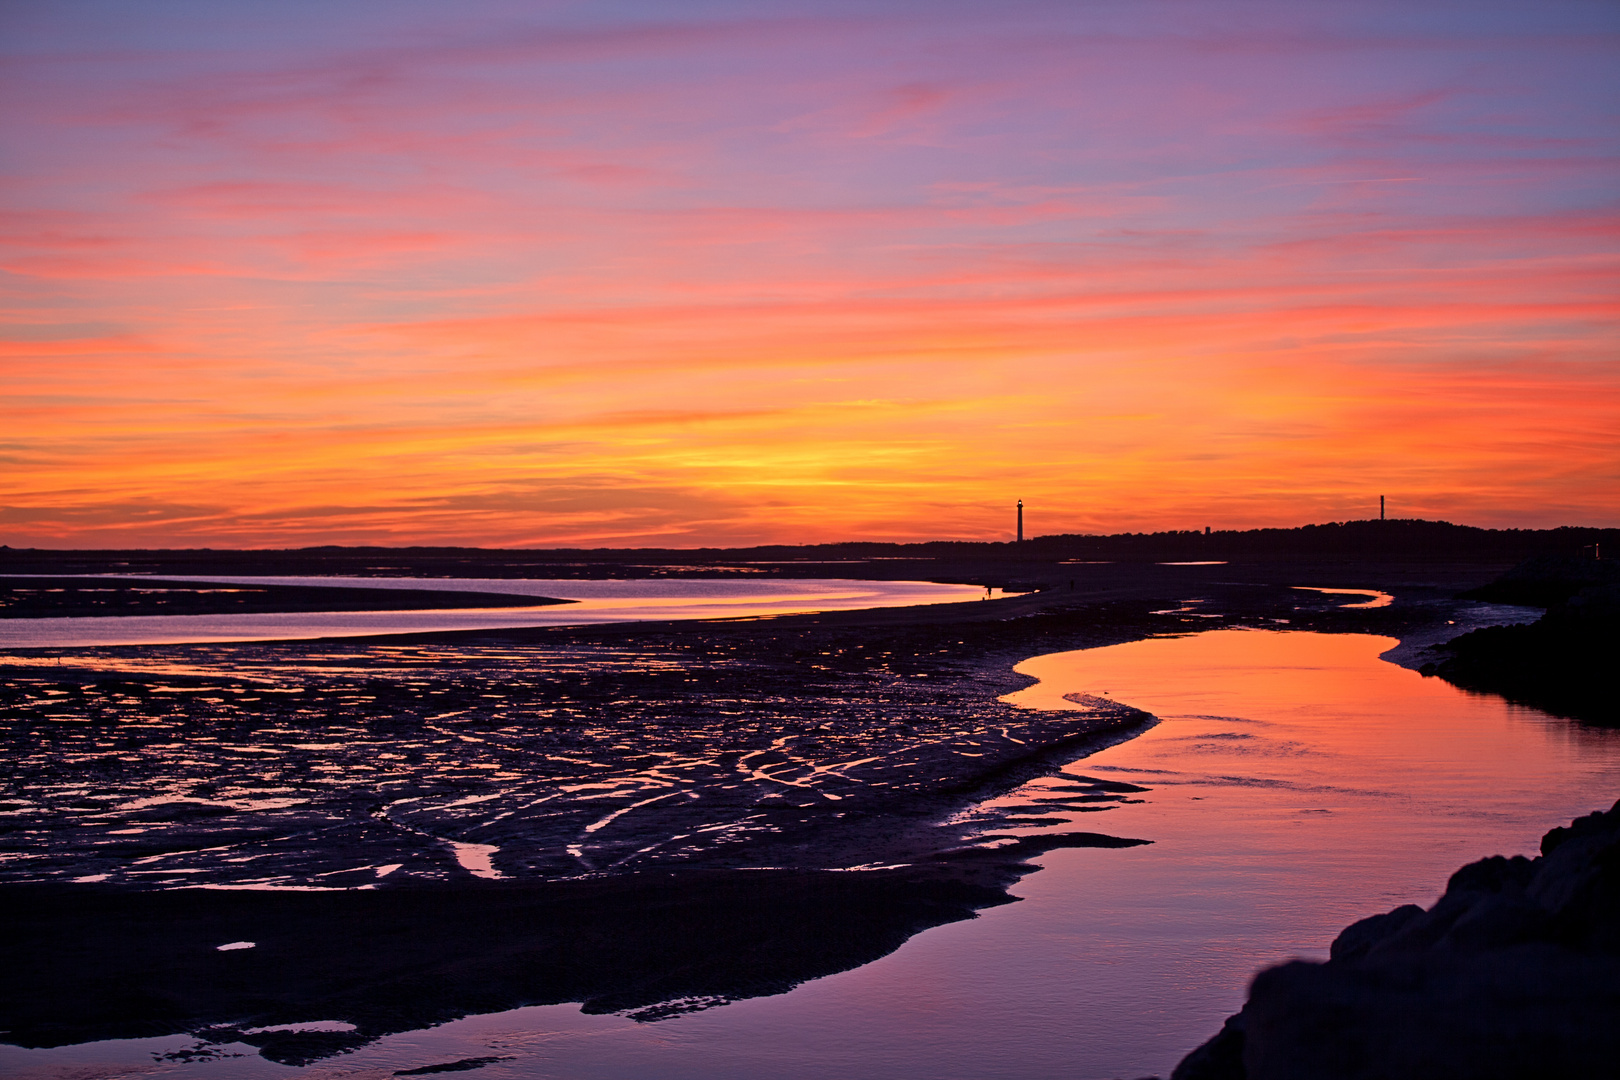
[1,551,1614,1076]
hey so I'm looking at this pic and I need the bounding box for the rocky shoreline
[1173,800,1620,1080]
[1171,553,1620,1079]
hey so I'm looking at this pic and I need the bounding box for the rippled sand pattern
[0,635,1144,889]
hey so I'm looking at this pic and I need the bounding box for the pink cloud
[1,1,1615,543]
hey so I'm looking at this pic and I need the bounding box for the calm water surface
[0,577,986,647]
[5,629,1617,1079]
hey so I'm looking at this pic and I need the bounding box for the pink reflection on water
[0,578,985,648]
[295,633,1620,1080]
[5,631,1616,1080]
[968,629,1620,1074]
[1004,629,1614,853]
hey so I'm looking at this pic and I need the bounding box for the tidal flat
[0,555,1610,1077]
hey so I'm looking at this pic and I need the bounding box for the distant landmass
[3,519,1616,581]
[0,578,568,621]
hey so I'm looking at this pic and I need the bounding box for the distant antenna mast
[1380,495,1385,521]
[1017,499,1024,543]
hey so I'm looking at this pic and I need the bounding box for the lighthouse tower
[1017,499,1023,543]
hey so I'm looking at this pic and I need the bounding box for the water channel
[2,628,1615,1079]
[0,577,986,648]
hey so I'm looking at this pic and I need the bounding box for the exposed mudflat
[0,564,1509,891]
[0,614,1169,890]
[0,563,1529,893]
[0,557,1548,1065]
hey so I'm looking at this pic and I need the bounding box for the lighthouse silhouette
[1016,500,1023,543]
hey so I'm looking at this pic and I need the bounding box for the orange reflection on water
[1003,629,1620,917]
[932,628,1620,1074]
[1291,586,1394,608]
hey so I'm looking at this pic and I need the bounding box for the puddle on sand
[446,841,504,880]
[1291,585,1394,608]
[4,629,1617,1080]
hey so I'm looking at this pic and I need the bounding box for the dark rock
[1174,801,1620,1079]
[1542,803,1619,855]
[1237,946,1620,1080]
[1328,905,1423,963]
[1434,893,1551,951]
[1528,809,1620,952]
[1169,1012,1245,1080]
[1445,853,1535,895]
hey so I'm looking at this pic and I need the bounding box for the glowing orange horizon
[2,4,1616,547]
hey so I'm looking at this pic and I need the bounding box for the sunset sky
[3,0,1617,548]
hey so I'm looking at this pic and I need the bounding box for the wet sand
[0,556,1560,1066]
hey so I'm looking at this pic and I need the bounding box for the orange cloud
[2,3,1615,546]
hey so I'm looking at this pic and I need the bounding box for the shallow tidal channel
[4,628,1619,1079]
[0,577,985,648]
